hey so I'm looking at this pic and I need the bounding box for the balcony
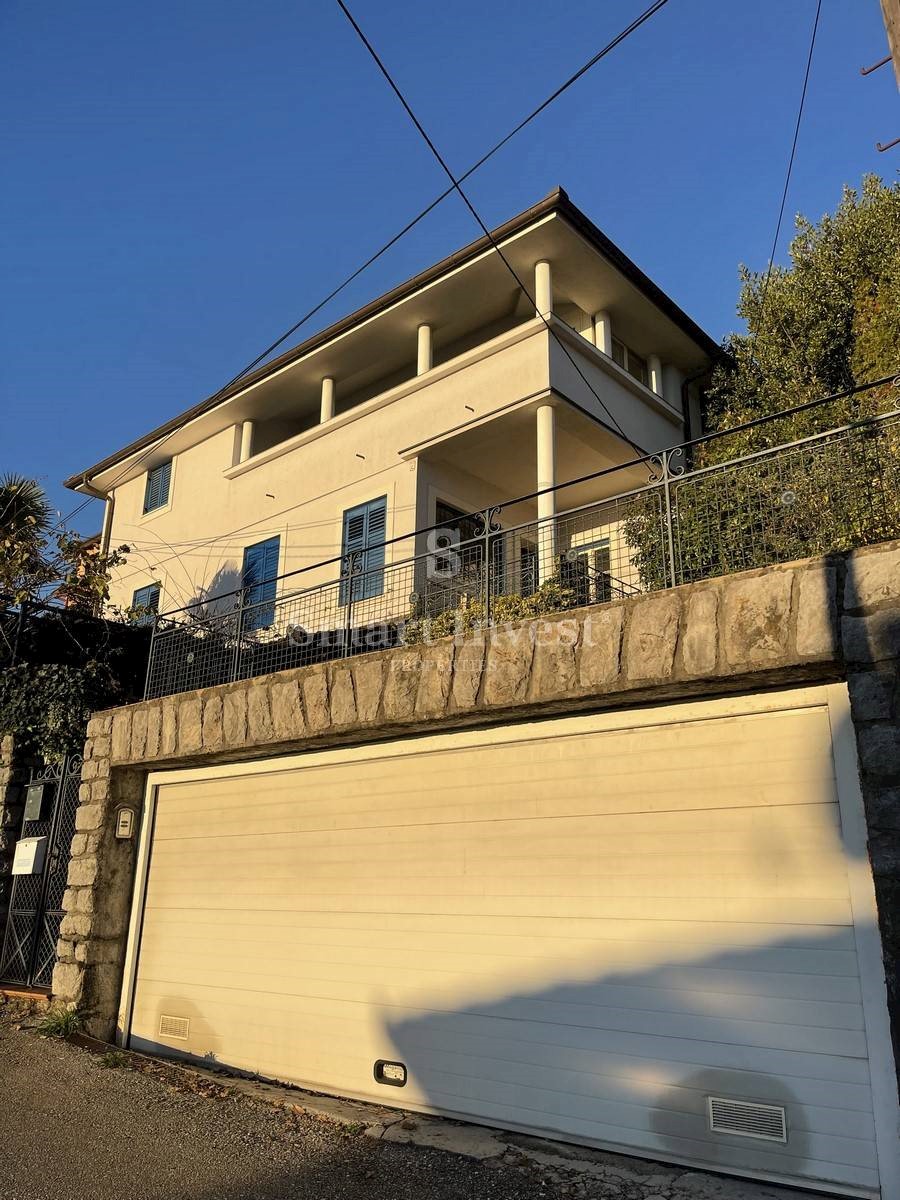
[143,376,900,700]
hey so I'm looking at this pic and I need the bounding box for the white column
[320,377,335,423]
[536,403,557,584]
[593,310,612,355]
[534,260,552,318]
[648,354,663,397]
[417,324,432,375]
[239,420,254,463]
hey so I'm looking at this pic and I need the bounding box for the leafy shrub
[402,578,577,644]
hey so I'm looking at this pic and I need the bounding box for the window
[241,536,280,630]
[131,582,161,624]
[561,539,613,606]
[143,460,172,513]
[340,497,387,604]
[610,338,648,388]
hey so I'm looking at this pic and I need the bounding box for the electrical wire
[750,0,822,359]
[333,0,646,458]
[56,0,669,532]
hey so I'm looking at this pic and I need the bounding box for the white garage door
[122,686,897,1197]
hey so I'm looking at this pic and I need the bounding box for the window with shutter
[143,460,172,513]
[340,497,387,604]
[241,536,280,630]
[132,583,161,624]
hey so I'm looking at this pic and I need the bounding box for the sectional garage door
[122,686,896,1197]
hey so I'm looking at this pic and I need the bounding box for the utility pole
[880,0,900,88]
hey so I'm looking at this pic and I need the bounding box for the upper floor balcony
[142,375,900,700]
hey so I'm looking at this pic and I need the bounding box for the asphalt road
[0,1017,557,1200]
[1,1013,825,1200]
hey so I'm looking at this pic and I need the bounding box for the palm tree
[0,474,54,602]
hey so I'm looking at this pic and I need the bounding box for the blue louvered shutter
[242,536,280,629]
[143,460,172,513]
[340,497,387,604]
[131,583,161,625]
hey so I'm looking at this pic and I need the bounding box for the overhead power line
[751,0,822,358]
[333,0,645,455]
[57,0,669,532]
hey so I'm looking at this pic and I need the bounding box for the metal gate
[0,755,83,989]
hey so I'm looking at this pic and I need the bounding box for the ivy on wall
[0,662,125,762]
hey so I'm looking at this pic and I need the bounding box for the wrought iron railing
[144,376,900,700]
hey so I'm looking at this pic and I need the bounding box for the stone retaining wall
[50,543,900,1059]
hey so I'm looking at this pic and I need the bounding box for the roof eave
[64,187,722,491]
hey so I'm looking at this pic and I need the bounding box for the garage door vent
[708,1097,787,1143]
[159,1014,190,1040]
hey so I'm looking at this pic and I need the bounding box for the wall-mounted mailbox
[23,781,54,823]
[12,836,48,876]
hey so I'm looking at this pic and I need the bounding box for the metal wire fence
[145,381,900,700]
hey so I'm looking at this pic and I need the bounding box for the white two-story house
[65,188,719,685]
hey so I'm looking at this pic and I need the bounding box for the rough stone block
[158,699,176,756]
[60,911,93,939]
[845,547,900,612]
[270,679,305,740]
[144,707,161,760]
[351,658,384,723]
[110,709,132,762]
[415,642,454,717]
[842,611,900,664]
[90,779,111,803]
[848,671,896,722]
[86,714,112,740]
[796,566,837,657]
[682,588,718,676]
[69,834,88,859]
[247,686,274,743]
[55,939,76,964]
[223,687,247,746]
[856,726,900,780]
[130,707,148,760]
[579,607,623,691]
[177,697,202,754]
[383,651,422,722]
[483,624,534,707]
[861,785,900,832]
[302,669,330,733]
[80,759,99,782]
[74,803,105,832]
[66,856,99,888]
[91,736,111,760]
[530,618,579,700]
[451,636,485,709]
[723,571,793,666]
[329,667,357,726]
[51,960,84,1004]
[202,694,224,751]
[625,593,680,681]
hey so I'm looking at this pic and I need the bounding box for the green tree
[0,474,55,600]
[0,475,127,609]
[705,174,900,453]
[624,176,900,590]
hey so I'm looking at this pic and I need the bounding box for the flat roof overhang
[65,188,722,496]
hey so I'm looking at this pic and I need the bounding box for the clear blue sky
[1,0,896,534]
